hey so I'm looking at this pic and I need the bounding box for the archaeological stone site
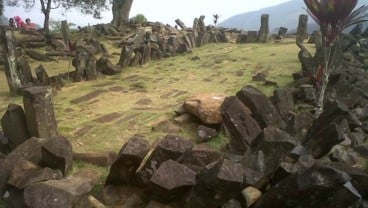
[0,0,368,207]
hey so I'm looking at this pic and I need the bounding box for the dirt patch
[92,82,115,88]
[202,78,212,82]
[108,86,124,92]
[93,112,123,123]
[74,125,94,137]
[135,99,153,105]
[71,89,106,104]
[235,71,244,77]
[115,113,141,124]
[125,75,141,81]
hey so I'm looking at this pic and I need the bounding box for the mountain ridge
[219,0,368,33]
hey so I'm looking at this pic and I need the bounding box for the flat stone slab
[71,89,106,104]
[93,112,123,123]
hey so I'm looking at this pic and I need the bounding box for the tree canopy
[5,0,110,31]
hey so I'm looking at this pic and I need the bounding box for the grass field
[0,38,301,153]
[0,37,303,207]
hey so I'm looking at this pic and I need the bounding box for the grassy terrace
[0,39,301,203]
[0,39,301,152]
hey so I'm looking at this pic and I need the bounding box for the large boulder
[147,159,197,202]
[137,135,194,186]
[252,162,363,208]
[24,169,101,208]
[186,159,246,207]
[40,136,73,175]
[0,137,47,192]
[184,93,226,124]
[105,136,150,186]
[221,96,262,154]
[236,85,286,129]
[303,101,358,158]
[23,86,58,138]
[96,56,122,75]
[7,160,63,189]
[179,144,223,174]
[1,104,30,149]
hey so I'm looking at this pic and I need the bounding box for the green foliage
[206,132,229,150]
[130,13,147,24]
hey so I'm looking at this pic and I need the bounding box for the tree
[0,0,3,17]
[213,14,220,26]
[130,13,147,25]
[111,0,133,28]
[304,0,368,116]
[5,0,109,32]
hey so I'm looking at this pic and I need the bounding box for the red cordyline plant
[304,0,368,116]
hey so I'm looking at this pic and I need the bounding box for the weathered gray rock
[296,14,309,43]
[137,135,194,186]
[272,88,295,121]
[252,162,359,208]
[41,136,73,175]
[7,160,63,189]
[148,159,196,202]
[258,14,270,43]
[303,101,356,158]
[98,185,145,207]
[72,45,97,81]
[96,56,122,75]
[1,104,30,149]
[175,19,187,30]
[221,96,262,154]
[0,137,47,192]
[105,136,150,186]
[186,159,246,207]
[294,111,315,140]
[179,144,223,174]
[248,127,297,176]
[23,86,58,138]
[1,28,23,94]
[236,85,286,129]
[118,45,135,68]
[197,125,218,143]
[34,65,51,86]
[222,199,242,208]
[24,169,101,208]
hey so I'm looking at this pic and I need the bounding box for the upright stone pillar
[175,19,187,30]
[296,14,309,43]
[23,86,58,138]
[1,104,30,149]
[258,14,270,43]
[72,45,97,82]
[0,27,22,94]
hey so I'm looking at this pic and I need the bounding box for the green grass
[0,37,304,203]
[0,39,301,153]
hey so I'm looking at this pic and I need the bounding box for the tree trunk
[0,0,4,18]
[112,0,134,28]
[40,0,51,32]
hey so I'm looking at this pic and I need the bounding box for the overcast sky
[4,0,292,27]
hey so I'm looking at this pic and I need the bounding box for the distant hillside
[219,0,368,33]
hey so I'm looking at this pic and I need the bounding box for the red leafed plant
[303,0,368,116]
